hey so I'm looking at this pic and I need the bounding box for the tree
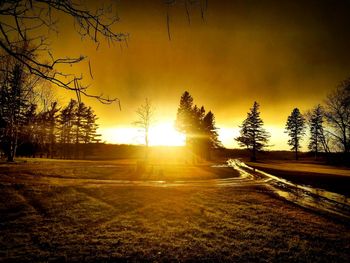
[82,107,100,144]
[44,102,60,158]
[73,102,88,158]
[324,80,350,156]
[58,99,77,158]
[20,103,39,157]
[201,110,221,160]
[285,108,306,160]
[191,104,205,154]
[133,98,154,159]
[175,91,221,161]
[0,55,34,161]
[175,91,194,146]
[307,104,329,158]
[235,101,270,161]
[0,0,127,103]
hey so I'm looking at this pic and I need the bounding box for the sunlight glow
[99,122,185,146]
[149,122,185,146]
[99,124,306,150]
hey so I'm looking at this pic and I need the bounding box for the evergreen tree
[83,106,100,144]
[201,111,221,160]
[235,101,270,161]
[74,102,89,144]
[59,99,77,158]
[191,104,205,154]
[176,91,222,161]
[45,102,60,158]
[20,103,39,157]
[175,91,194,146]
[0,42,41,161]
[0,62,30,161]
[285,108,306,160]
[308,104,328,158]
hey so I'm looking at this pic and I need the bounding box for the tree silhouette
[176,91,194,146]
[133,98,154,160]
[176,91,221,161]
[0,0,127,104]
[58,99,77,158]
[0,55,35,161]
[57,99,101,159]
[235,101,269,161]
[201,110,221,160]
[324,79,350,157]
[44,102,60,158]
[191,104,205,155]
[83,107,100,144]
[285,108,306,160]
[307,104,328,158]
[21,103,39,157]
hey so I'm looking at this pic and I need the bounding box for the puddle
[95,165,118,168]
[230,159,350,220]
[211,164,230,168]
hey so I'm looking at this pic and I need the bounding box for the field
[0,158,349,262]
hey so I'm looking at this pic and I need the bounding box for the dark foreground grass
[0,159,349,262]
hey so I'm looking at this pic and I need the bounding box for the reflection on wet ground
[1,159,348,220]
[228,159,350,220]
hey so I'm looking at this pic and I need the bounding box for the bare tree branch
[0,0,128,104]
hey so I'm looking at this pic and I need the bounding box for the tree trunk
[7,140,16,162]
[7,153,14,162]
[251,145,256,162]
[315,134,318,160]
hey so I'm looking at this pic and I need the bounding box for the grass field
[0,158,349,262]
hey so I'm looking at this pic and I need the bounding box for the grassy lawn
[0,159,349,262]
[246,160,350,197]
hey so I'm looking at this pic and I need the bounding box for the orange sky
[47,0,350,149]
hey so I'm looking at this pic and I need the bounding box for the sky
[48,0,350,149]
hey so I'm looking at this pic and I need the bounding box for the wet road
[229,159,350,221]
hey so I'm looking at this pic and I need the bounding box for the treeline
[284,79,349,162]
[0,49,101,162]
[235,78,350,163]
[175,91,222,160]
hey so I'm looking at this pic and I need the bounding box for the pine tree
[285,108,306,160]
[0,62,30,161]
[58,99,77,158]
[45,102,60,158]
[21,103,39,157]
[74,103,89,143]
[176,91,222,161]
[175,91,194,146]
[83,106,100,144]
[308,104,327,158]
[202,111,221,160]
[235,101,270,161]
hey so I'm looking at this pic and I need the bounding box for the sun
[98,121,185,146]
[149,122,185,146]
